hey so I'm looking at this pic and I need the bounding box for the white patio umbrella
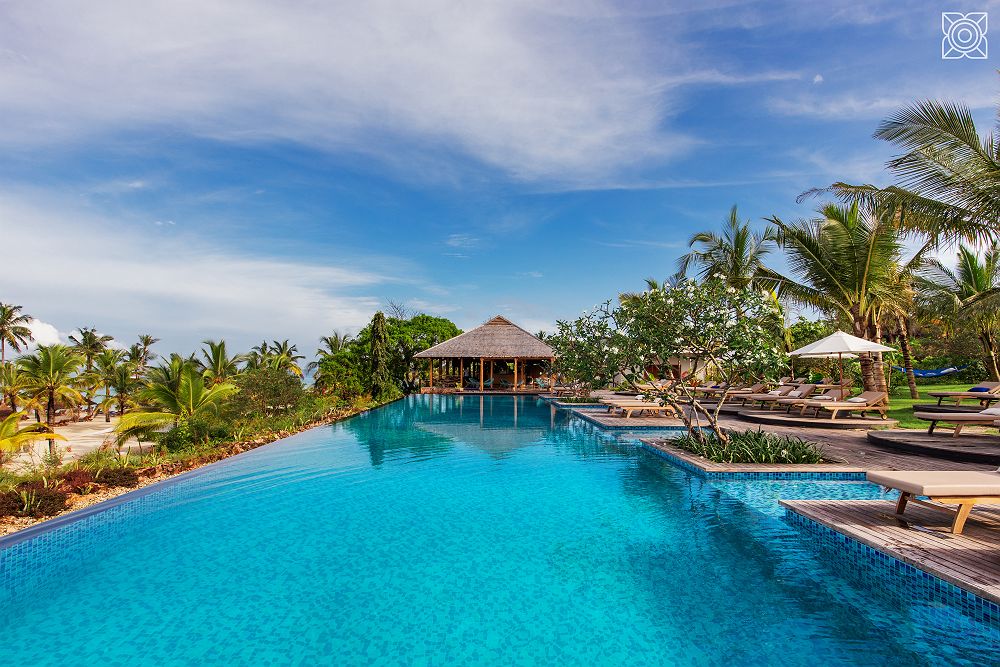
[789,331,895,385]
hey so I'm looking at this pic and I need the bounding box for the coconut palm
[268,340,305,377]
[765,202,932,392]
[69,327,114,419]
[100,362,143,424]
[17,344,84,454]
[199,339,245,385]
[95,349,128,422]
[677,205,778,290]
[113,365,237,446]
[819,99,1000,245]
[306,332,353,374]
[0,361,29,413]
[918,243,1000,379]
[0,411,65,458]
[0,303,33,363]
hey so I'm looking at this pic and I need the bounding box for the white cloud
[0,0,718,186]
[26,319,63,347]
[1,191,409,352]
[812,74,823,84]
[445,234,480,249]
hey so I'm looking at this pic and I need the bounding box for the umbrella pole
[839,352,844,387]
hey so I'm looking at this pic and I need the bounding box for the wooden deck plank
[783,499,1000,604]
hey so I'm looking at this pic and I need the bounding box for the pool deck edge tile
[637,438,866,480]
[782,499,1000,609]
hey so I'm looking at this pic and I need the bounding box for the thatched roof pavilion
[415,315,555,391]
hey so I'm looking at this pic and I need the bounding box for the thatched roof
[414,315,555,359]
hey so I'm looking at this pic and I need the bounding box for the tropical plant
[0,411,65,458]
[918,243,1000,379]
[199,339,245,385]
[131,334,159,371]
[113,366,238,446]
[368,312,398,402]
[306,332,353,374]
[68,327,114,372]
[677,205,778,290]
[819,99,1000,245]
[95,349,142,422]
[765,202,931,392]
[16,345,84,454]
[0,303,33,363]
[672,429,824,464]
[0,361,29,413]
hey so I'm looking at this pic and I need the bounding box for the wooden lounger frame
[894,492,1000,534]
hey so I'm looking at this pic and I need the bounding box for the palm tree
[919,243,1000,379]
[135,334,159,369]
[113,366,237,446]
[101,362,143,424]
[69,327,114,419]
[94,349,127,422]
[268,340,305,377]
[0,361,28,413]
[0,303,33,363]
[0,411,65,459]
[17,344,84,454]
[306,332,353,374]
[678,205,778,290]
[199,339,245,385]
[765,202,931,392]
[819,100,1000,245]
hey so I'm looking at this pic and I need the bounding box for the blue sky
[4,0,998,357]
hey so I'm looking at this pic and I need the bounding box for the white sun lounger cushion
[979,407,1000,416]
[787,391,802,398]
[846,396,867,403]
[867,470,1000,496]
[812,395,834,400]
[767,390,782,395]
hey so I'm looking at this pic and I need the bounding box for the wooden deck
[738,409,897,430]
[570,408,686,429]
[867,431,1000,466]
[782,499,1000,605]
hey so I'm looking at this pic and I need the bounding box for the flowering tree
[554,280,785,440]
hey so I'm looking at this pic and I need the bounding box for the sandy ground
[11,417,144,470]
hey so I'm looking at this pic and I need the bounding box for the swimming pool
[1,395,996,665]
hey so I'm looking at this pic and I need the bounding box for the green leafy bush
[671,429,824,464]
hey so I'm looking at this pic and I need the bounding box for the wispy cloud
[445,234,480,249]
[1,191,406,351]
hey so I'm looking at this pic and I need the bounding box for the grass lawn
[886,382,989,429]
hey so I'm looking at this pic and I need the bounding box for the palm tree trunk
[870,320,888,393]
[981,330,1000,381]
[46,387,56,456]
[853,316,877,392]
[897,315,919,399]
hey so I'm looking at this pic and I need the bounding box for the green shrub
[671,429,824,464]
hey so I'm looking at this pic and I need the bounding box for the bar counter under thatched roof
[414,316,554,359]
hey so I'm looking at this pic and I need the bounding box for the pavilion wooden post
[479,357,484,390]
[513,358,518,389]
[428,358,433,389]
[459,358,464,391]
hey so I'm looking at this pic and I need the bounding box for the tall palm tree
[135,334,159,368]
[919,243,1000,379]
[199,339,245,385]
[0,303,33,363]
[69,327,114,419]
[101,362,143,424]
[17,344,84,454]
[94,349,127,422]
[306,332,353,373]
[268,340,305,377]
[819,99,1000,245]
[113,366,237,446]
[765,202,931,392]
[677,205,778,290]
[0,361,29,413]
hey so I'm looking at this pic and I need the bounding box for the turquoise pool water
[1,395,997,665]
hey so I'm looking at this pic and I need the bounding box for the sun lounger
[778,387,847,414]
[867,469,1000,534]
[914,407,1000,437]
[928,382,1000,406]
[600,397,678,418]
[799,391,889,419]
[739,385,796,407]
[755,384,816,410]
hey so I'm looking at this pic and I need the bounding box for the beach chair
[601,397,678,419]
[778,387,848,414]
[800,391,889,420]
[739,385,796,407]
[928,382,1000,407]
[757,384,816,410]
[914,407,1000,437]
[867,469,1000,534]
